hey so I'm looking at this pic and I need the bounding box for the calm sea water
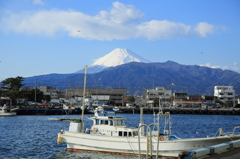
[1,113,240,158]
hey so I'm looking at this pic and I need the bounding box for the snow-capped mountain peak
[75,48,151,73]
[91,48,151,67]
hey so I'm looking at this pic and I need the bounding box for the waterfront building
[65,88,126,106]
[144,87,172,106]
[171,93,217,108]
[39,86,62,99]
[214,86,235,105]
[172,93,204,107]
[173,92,188,100]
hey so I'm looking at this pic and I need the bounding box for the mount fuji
[22,48,240,95]
[75,48,151,73]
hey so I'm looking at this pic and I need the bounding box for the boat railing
[138,123,160,159]
[214,126,240,137]
[231,126,240,135]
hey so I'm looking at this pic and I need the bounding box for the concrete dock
[181,139,240,159]
[116,107,240,115]
[199,147,240,159]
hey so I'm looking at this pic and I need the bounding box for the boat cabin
[87,109,139,137]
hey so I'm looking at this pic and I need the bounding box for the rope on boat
[126,137,135,154]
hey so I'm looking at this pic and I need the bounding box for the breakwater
[15,105,91,115]
[11,105,240,115]
[114,107,240,115]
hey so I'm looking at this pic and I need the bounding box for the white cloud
[194,22,214,37]
[32,0,44,5]
[200,62,240,73]
[232,62,239,72]
[0,2,218,41]
[137,20,191,40]
[200,63,229,70]
[232,67,239,72]
[97,2,144,25]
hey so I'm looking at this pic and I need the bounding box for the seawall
[114,107,240,115]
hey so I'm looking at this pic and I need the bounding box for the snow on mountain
[91,48,151,67]
[75,48,151,73]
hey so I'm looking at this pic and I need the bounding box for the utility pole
[169,83,175,106]
[81,65,88,133]
[35,79,39,102]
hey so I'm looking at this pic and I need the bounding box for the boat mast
[81,65,88,133]
[139,107,144,136]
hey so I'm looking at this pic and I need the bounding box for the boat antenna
[81,65,88,133]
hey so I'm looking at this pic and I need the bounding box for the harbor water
[1,114,240,158]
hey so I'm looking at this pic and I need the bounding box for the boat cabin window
[115,120,125,126]
[129,132,133,136]
[100,120,108,125]
[118,131,133,137]
[119,131,122,136]
[96,119,99,125]
[133,131,138,136]
[110,120,113,126]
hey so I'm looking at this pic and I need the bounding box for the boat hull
[0,112,16,117]
[59,131,240,157]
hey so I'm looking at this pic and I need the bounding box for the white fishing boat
[0,105,16,117]
[57,108,240,157]
[57,66,240,158]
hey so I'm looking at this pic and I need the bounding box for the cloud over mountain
[200,62,240,73]
[0,2,218,40]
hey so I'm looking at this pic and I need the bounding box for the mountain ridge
[23,61,240,95]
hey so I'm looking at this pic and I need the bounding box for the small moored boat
[0,105,16,117]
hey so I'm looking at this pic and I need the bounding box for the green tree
[43,95,51,102]
[1,76,25,98]
[127,96,135,103]
[25,89,44,103]
[1,76,25,91]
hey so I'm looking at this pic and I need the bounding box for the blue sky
[0,0,240,81]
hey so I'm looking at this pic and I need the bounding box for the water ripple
[1,114,240,158]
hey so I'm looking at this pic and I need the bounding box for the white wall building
[66,88,126,106]
[144,87,172,106]
[39,86,60,99]
[214,86,235,104]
